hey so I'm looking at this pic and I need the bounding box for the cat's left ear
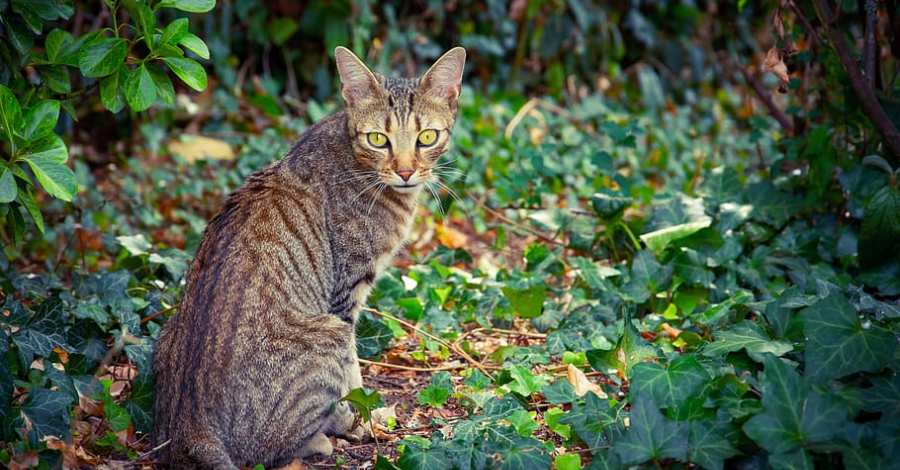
[335,46,382,107]
[421,47,466,105]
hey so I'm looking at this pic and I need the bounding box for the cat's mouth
[391,183,420,194]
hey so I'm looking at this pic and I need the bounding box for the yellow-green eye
[418,129,439,146]
[367,132,388,147]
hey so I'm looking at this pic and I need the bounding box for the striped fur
[151,47,465,470]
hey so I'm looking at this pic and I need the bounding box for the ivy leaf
[121,375,153,433]
[630,354,710,408]
[497,442,552,470]
[742,355,806,454]
[19,388,73,440]
[620,250,672,303]
[614,393,689,465]
[341,387,383,423]
[22,100,60,140]
[0,169,17,203]
[558,393,623,449]
[163,57,208,91]
[697,166,742,202]
[79,37,128,78]
[769,450,815,470]
[641,220,712,251]
[542,379,578,405]
[355,312,392,359]
[507,364,548,397]
[397,441,451,470]
[591,190,632,219]
[701,321,792,363]
[505,409,538,437]
[744,354,851,455]
[688,421,741,470]
[800,293,896,382]
[117,234,152,256]
[587,313,660,376]
[125,65,158,112]
[860,374,900,419]
[501,285,546,319]
[418,371,452,408]
[859,184,900,269]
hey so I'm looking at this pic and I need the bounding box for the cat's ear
[335,46,381,106]
[421,47,466,105]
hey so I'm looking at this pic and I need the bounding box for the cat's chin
[390,184,421,194]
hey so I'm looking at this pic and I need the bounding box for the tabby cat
[151,46,466,469]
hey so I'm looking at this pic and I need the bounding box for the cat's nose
[395,169,415,181]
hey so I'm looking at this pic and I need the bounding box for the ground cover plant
[1,1,899,469]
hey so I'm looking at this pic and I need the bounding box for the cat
[151,46,466,470]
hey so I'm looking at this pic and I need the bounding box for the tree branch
[739,64,794,133]
[811,0,900,158]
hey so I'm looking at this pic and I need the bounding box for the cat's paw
[300,432,333,457]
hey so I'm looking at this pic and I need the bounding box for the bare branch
[811,0,900,158]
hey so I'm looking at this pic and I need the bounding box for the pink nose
[396,169,415,181]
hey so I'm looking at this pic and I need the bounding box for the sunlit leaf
[163,57,208,91]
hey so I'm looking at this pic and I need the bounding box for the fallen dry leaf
[762,47,790,84]
[436,224,469,249]
[567,364,608,399]
[168,135,234,164]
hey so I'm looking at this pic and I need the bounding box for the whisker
[367,183,386,216]
[425,181,446,221]
[349,177,384,205]
[431,180,471,220]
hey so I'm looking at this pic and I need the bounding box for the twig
[135,439,170,462]
[738,64,794,133]
[482,206,565,247]
[362,307,493,377]
[358,358,479,372]
[141,304,180,324]
[464,326,547,339]
[864,0,877,90]
[812,0,900,158]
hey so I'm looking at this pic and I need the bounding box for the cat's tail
[158,430,240,470]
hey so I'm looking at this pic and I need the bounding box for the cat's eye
[418,129,439,146]
[367,132,389,148]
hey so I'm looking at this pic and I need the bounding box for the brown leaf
[762,47,790,84]
[168,135,234,164]
[45,436,82,469]
[436,224,469,250]
[9,450,39,470]
[566,364,608,398]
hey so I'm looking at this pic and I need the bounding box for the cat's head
[335,46,466,194]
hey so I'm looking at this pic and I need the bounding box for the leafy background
[1,1,899,469]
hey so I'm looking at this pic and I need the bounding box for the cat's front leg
[334,350,366,441]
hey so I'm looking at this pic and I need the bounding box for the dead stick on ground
[141,304,180,324]
[483,206,564,247]
[363,307,493,377]
[358,358,474,372]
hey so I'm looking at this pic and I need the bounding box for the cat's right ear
[335,47,381,107]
